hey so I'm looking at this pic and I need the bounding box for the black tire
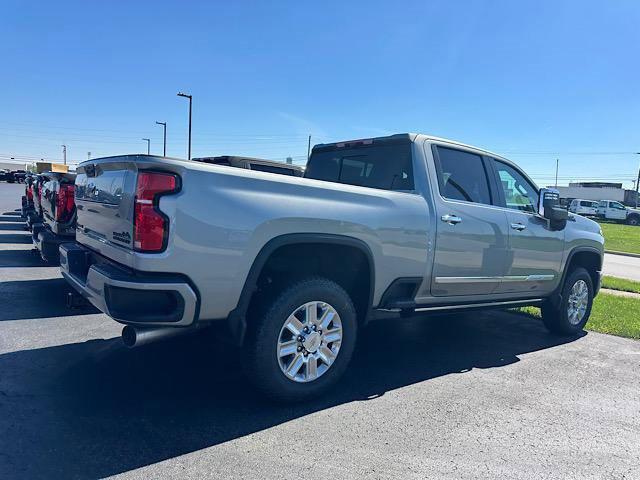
[243,277,357,402]
[541,267,594,336]
[627,215,639,226]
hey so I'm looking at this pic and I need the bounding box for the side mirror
[538,188,568,227]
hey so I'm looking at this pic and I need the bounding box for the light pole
[142,138,150,155]
[156,121,167,157]
[61,144,67,165]
[177,92,192,160]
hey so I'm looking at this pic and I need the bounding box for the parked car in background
[6,169,27,183]
[597,200,640,226]
[193,156,304,176]
[60,134,603,402]
[569,199,599,216]
[0,169,10,182]
[32,171,77,263]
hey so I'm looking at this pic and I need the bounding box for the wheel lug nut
[303,327,310,333]
[297,346,303,352]
[312,324,317,331]
[297,335,304,342]
[318,330,322,335]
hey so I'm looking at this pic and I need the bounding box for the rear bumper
[32,226,74,264]
[59,242,199,327]
[25,211,42,231]
[21,196,33,217]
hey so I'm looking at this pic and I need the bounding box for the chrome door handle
[510,222,526,231]
[441,214,462,225]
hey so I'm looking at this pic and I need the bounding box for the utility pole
[156,121,167,156]
[177,92,192,160]
[554,158,559,188]
[87,152,91,160]
[307,135,311,162]
[61,145,67,165]
[142,138,151,155]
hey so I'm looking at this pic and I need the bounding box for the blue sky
[2,0,639,187]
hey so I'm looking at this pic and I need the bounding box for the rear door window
[433,146,492,205]
[305,143,414,191]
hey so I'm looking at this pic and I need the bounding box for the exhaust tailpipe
[122,325,193,348]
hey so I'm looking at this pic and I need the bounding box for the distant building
[0,161,29,171]
[552,181,638,206]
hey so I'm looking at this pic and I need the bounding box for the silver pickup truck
[60,134,604,401]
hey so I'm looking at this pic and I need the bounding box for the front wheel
[542,267,594,335]
[243,277,357,402]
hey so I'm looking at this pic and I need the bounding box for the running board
[413,298,543,313]
[378,298,543,314]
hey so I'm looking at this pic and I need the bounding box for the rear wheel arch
[227,233,375,346]
[627,213,640,226]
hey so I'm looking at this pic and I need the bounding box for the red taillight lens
[37,184,43,200]
[133,171,178,252]
[55,184,75,222]
[26,185,33,201]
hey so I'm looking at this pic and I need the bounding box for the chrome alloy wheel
[567,279,589,325]
[276,301,343,383]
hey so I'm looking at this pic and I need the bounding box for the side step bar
[379,298,543,314]
[414,298,543,313]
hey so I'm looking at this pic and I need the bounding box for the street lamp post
[177,92,192,160]
[142,138,150,155]
[156,121,167,157]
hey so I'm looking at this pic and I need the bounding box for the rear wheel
[243,277,357,402]
[627,215,639,226]
[542,267,593,335]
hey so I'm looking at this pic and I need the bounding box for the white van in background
[569,199,599,216]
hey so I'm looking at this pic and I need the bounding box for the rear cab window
[305,139,414,191]
[433,146,492,205]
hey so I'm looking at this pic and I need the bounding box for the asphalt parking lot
[0,182,639,480]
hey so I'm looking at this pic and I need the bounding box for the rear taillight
[55,184,75,222]
[133,171,178,252]
[37,184,43,201]
[26,185,33,201]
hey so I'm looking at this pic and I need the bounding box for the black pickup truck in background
[32,171,77,263]
[25,174,46,230]
[21,174,36,218]
[193,156,304,176]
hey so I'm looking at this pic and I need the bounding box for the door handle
[510,222,526,231]
[441,214,462,225]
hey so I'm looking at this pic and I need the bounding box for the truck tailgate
[75,161,137,257]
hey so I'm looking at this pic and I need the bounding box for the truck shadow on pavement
[0,309,583,479]
[0,233,32,244]
[0,222,26,231]
[0,249,52,267]
[0,277,98,321]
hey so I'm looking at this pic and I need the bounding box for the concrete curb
[600,288,640,299]
[605,250,640,259]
